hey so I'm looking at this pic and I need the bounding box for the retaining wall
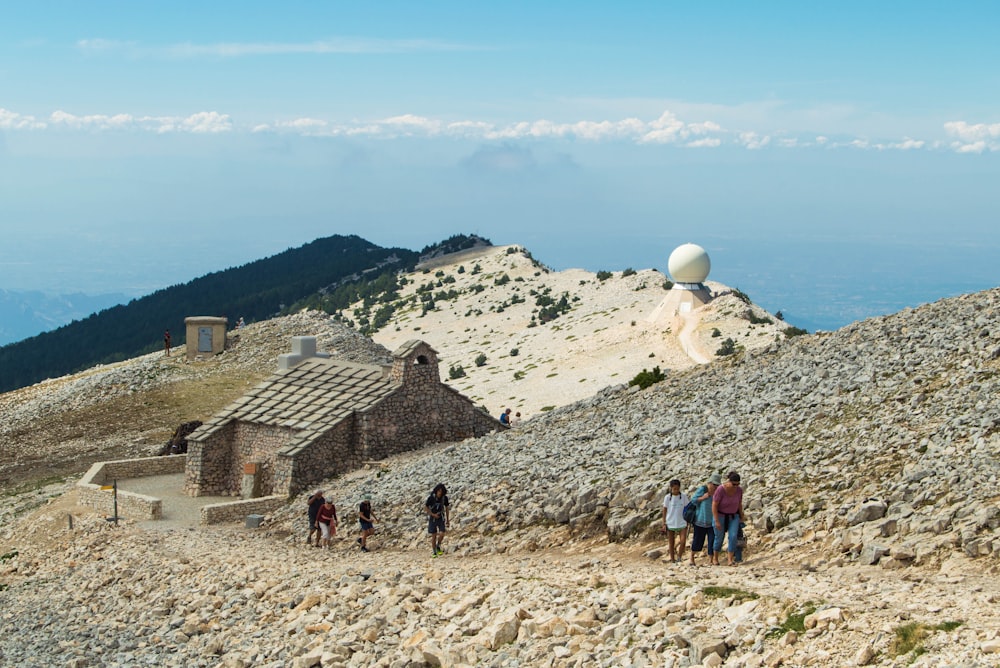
[200,495,286,525]
[76,455,186,521]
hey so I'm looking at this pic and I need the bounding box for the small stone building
[184,337,498,498]
[185,316,228,360]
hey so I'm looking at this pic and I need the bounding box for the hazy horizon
[3,2,998,336]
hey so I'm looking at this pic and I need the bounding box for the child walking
[661,479,690,563]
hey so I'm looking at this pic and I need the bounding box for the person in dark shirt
[358,496,377,552]
[499,408,512,427]
[306,490,325,547]
[425,483,450,557]
[164,330,172,357]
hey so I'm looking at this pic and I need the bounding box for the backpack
[682,500,698,525]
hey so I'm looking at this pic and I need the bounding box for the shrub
[474,353,487,367]
[596,270,613,282]
[629,366,666,390]
[509,348,519,357]
[711,328,722,338]
[513,370,525,380]
[775,310,784,321]
[784,326,808,337]
[448,365,466,379]
[748,312,773,325]
[494,273,511,286]
[621,267,636,277]
[457,265,465,274]
[716,338,738,356]
[732,287,751,305]
[471,264,482,274]
[662,279,674,290]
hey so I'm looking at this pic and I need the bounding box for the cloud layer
[2,105,996,153]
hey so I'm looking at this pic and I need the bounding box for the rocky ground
[1,267,1000,666]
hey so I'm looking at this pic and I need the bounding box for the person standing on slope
[689,473,721,566]
[358,496,377,553]
[661,479,689,563]
[425,483,450,557]
[712,471,746,566]
[306,490,325,547]
[317,498,338,549]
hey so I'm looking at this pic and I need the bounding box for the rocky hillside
[0,310,391,491]
[1,278,999,666]
[348,244,789,416]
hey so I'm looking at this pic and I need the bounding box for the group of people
[306,484,451,558]
[306,473,744,564]
[661,471,746,566]
[498,408,522,428]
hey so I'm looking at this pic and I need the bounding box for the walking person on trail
[317,498,338,549]
[425,483,450,557]
[306,490,325,547]
[712,471,746,566]
[358,496,378,553]
[661,479,689,563]
[689,473,721,566]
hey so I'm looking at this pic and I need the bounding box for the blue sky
[2,1,998,330]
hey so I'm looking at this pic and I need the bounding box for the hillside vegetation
[0,235,419,393]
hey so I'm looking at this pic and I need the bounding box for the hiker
[510,411,522,427]
[164,329,172,357]
[499,408,512,427]
[425,483,450,557]
[689,473,721,566]
[661,479,689,562]
[358,496,377,552]
[712,471,746,566]
[306,490,325,547]
[317,498,338,549]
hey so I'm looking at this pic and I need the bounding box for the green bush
[622,267,636,277]
[448,365,466,379]
[716,338,738,356]
[629,366,666,390]
[662,279,674,290]
[509,348,519,357]
[596,270,613,282]
[732,287,751,305]
[711,328,722,338]
[474,353,487,367]
[784,326,808,338]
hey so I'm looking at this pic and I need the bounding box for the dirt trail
[677,311,711,364]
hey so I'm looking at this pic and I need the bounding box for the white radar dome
[667,243,711,284]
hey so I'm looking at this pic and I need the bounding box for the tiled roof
[190,358,396,443]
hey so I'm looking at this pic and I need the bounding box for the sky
[1,1,998,331]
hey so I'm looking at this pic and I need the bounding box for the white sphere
[667,243,711,283]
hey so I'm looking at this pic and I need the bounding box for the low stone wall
[76,455,186,521]
[200,495,287,526]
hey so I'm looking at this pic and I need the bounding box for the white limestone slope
[349,245,787,417]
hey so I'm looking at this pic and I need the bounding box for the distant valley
[0,289,129,346]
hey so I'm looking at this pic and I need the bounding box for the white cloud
[888,138,925,150]
[944,121,1000,142]
[48,110,231,134]
[953,141,987,154]
[77,37,473,59]
[0,108,46,130]
[4,105,991,155]
[739,131,771,150]
[686,138,721,148]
